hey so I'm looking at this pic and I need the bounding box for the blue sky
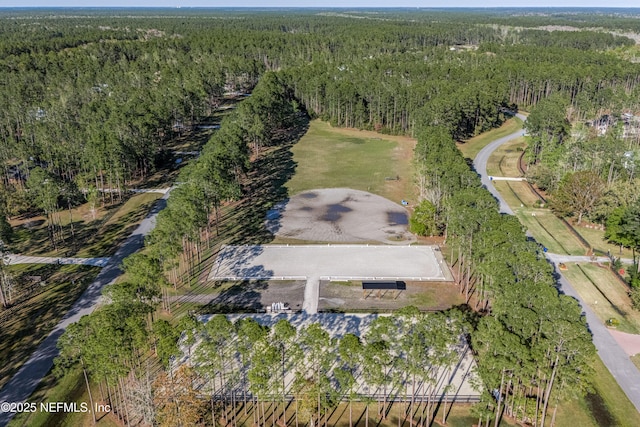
[1,2,637,8]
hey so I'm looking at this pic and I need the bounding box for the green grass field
[554,355,640,427]
[285,120,416,203]
[514,208,586,255]
[457,117,523,160]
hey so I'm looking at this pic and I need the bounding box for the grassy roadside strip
[485,136,634,260]
[562,263,640,334]
[485,137,527,177]
[457,116,523,160]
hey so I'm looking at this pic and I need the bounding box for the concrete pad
[209,244,452,282]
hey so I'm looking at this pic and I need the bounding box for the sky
[0,1,638,9]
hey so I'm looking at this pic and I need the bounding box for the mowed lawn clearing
[562,263,640,334]
[457,116,523,160]
[285,120,416,203]
[493,180,540,208]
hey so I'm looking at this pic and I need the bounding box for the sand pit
[265,188,414,244]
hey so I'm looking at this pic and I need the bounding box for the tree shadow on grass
[0,269,96,390]
[227,116,309,245]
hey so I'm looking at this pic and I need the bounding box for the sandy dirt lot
[195,313,479,399]
[265,188,415,244]
[171,280,306,312]
[318,280,462,312]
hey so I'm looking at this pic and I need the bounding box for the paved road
[302,276,320,314]
[473,113,527,215]
[6,255,110,267]
[473,115,640,412]
[0,192,169,426]
[546,253,634,265]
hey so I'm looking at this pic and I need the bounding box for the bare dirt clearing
[266,188,414,244]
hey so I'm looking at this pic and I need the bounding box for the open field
[562,263,640,334]
[493,180,541,208]
[457,116,523,160]
[285,120,416,204]
[0,265,100,390]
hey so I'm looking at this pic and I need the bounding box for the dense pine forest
[1,8,640,427]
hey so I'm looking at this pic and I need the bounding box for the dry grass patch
[319,280,463,312]
[515,209,586,255]
[486,136,527,177]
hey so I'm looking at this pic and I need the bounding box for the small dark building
[362,280,406,299]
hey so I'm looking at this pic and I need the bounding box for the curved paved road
[473,116,640,413]
[0,193,169,426]
[473,113,527,215]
